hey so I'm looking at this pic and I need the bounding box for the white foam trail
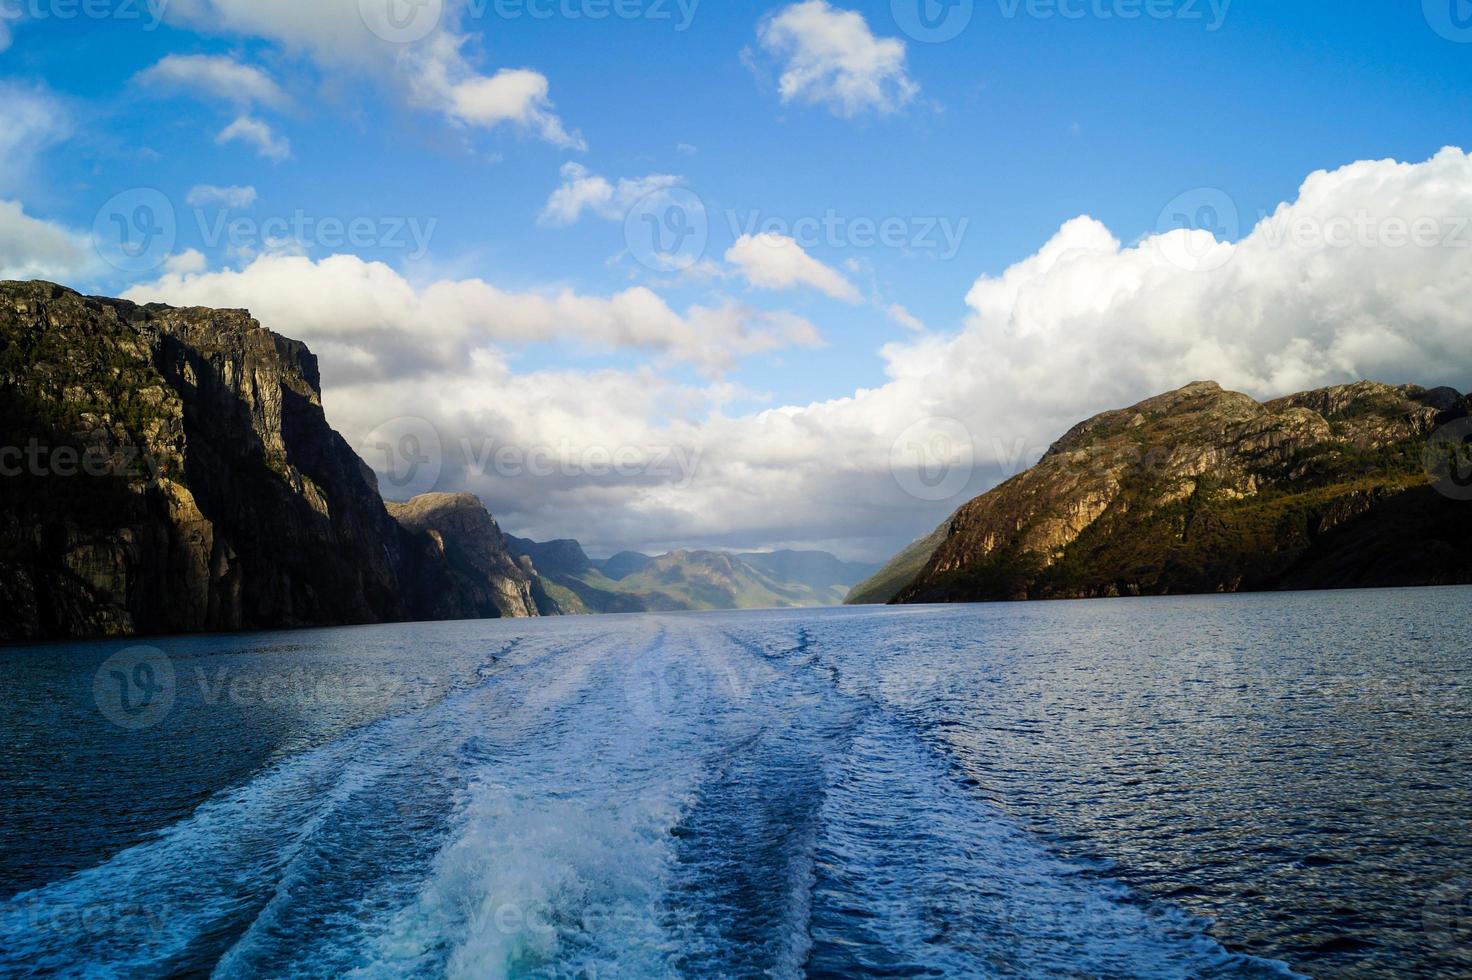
[0,626,603,978]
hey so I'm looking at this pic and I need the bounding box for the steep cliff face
[0,281,536,641]
[895,380,1472,604]
[387,493,540,620]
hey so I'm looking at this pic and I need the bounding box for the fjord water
[2,590,1470,977]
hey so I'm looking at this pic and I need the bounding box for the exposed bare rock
[895,380,1472,604]
[0,281,538,641]
[387,493,540,620]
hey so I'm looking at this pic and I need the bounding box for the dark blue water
[2,588,1470,977]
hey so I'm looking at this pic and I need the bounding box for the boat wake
[0,614,1297,978]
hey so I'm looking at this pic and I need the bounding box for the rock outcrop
[0,281,538,641]
[387,493,540,620]
[893,380,1472,604]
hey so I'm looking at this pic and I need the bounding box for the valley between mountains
[2,280,1467,642]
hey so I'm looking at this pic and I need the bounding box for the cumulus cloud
[136,54,288,109]
[539,163,682,226]
[162,0,581,148]
[216,116,291,161]
[0,200,92,281]
[123,252,824,379]
[410,43,585,150]
[0,84,70,194]
[725,233,861,302]
[125,150,1472,560]
[186,184,258,208]
[755,1,917,117]
[164,249,209,275]
[429,148,1472,556]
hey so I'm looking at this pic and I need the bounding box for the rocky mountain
[0,281,538,642]
[506,538,874,612]
[845,525,949,605]
[387,494,540,620]
[886,380,1472,605]
[600,551,655,580]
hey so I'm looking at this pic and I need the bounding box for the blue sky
[3,0,1471,557]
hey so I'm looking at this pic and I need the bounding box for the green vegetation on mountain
[889,380,1472,605]
[507,539,875,612]
[0,282,541,641]
[845,525,949,605]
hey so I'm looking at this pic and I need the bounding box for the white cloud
[186,184,258,208]
[756,1,917,117]
[123,252,823,379]
[0,84,70,194]
[885,303,925,331]
[164,249,209,275]
[0,199,92,281]
[435,62,584,150]
[216,116,291,161]
[725,233,861,302]
[539,163,682,226]
[136,54,288,109]
[163,0,581,148]
[123,150,1472,561]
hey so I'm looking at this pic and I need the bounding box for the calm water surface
[1,588,1470,977]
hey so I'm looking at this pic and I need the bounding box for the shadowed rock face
[386,493,539,620]
[895,380,1472,604]
[0,281,537,641]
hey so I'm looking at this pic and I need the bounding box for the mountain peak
[890,378,1471,605]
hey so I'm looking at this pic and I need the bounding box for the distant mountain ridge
[507,537,876,613]
[867,380,1472,606]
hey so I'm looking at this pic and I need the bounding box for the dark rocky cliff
[0,281,537,641]
[387,493,540,620]
[894,380,1472,604]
